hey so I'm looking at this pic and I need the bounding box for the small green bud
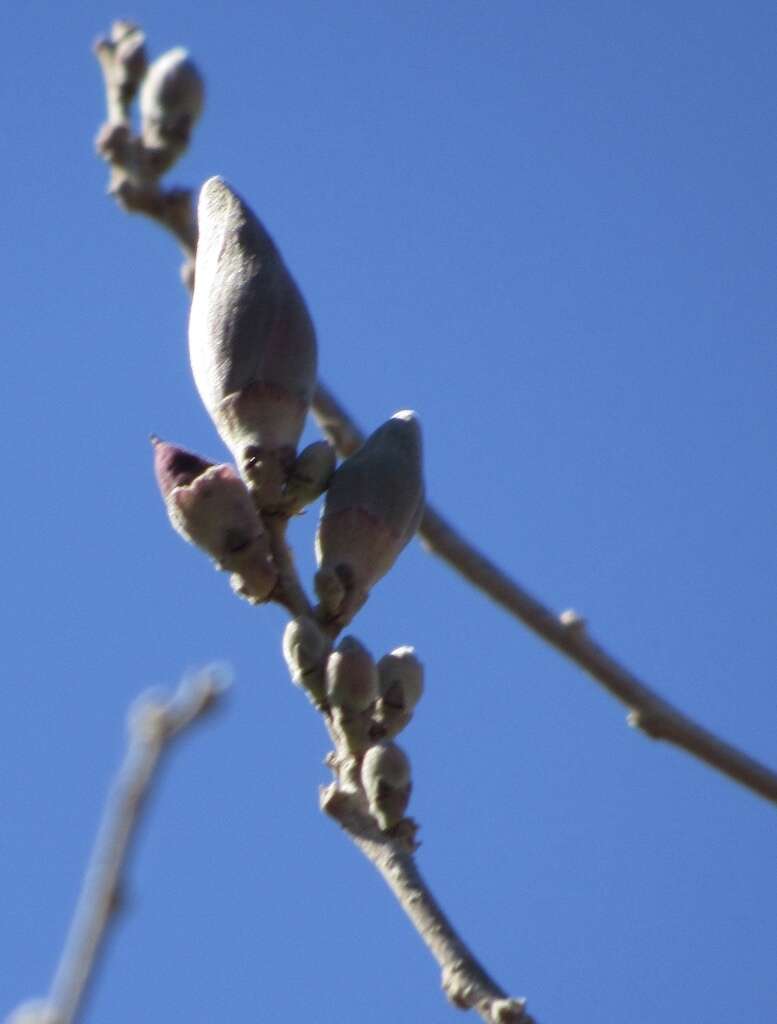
[361,742,412,831]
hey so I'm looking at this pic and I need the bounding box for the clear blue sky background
[2,3,775,1022]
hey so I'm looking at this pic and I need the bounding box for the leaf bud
[315,411,424,626]
[360,742,412,831]
[109,22,147,105]
[139,48,204,169]
[282,616,330,705]
[152,438,277,602]
[283,440,336,514]
[325,636,378,712]
[373,646,424,739]
[189,177,318,507]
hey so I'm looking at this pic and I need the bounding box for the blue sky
[2,3,776,1021]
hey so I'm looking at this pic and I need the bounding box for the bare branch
[322,787,534,1024]
[19,669,228,1024]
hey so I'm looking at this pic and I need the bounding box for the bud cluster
[94,24,204,180]
[283,626,424,833]
[148,172,427,833]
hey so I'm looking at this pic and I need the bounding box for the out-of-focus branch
[94,28,777,810]
[7,669,227,1024]
[322,787,533,1023]
[94,22,199,287]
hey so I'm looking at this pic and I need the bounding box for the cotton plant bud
[139,47,204,167]
[189,177,318,508]
[283,440,336,514]
[373,646,424,739]
[282,616,330,706]
[361,742,412,831]
[315,411,424,626]
[152,438,277,602]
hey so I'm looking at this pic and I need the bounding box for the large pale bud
[189,177,318,508]
[153,438,277,602]
[140,48,204,170]
[282,616,330,706]
[326,636,379,753]
[314,411,424,626]
[373,646,424,740]
[360,742,412,831]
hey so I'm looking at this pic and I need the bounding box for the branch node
[559,607,586,634]
[627,708,664,739]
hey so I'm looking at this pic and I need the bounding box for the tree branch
[322,786,533,1023]
[7,669,227,1024]
[93,22,777,808]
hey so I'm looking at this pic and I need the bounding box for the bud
[282,616,330,706]
[189,177,318,507]
[152,438,277,602]
[326,636,379,753]
[111,22,147,105]
[314,411,424,625]
[140,47,204,168]
[373,646,424,739]
[326,636,378,711]
[283,440,336,514]
[361,742,412,831]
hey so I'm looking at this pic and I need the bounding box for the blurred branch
[7,670,227,1024]
[94,27,777,815]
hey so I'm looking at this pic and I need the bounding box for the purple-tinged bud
[189,177,318,508]
[361,742,412,831]
[282,616,330,706]
[152,438,277,602]
[314,411,424,625]
[373,646,424,740]
[283,440,336,514]
[140,48,204,167]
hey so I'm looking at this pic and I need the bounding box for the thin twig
[264,513,315,618]
[42,669,227,1024]
[311,385,777,806]
[322,787,533,1024]
[93,25,777,810]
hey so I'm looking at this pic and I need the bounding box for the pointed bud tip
[153,440,213,497]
